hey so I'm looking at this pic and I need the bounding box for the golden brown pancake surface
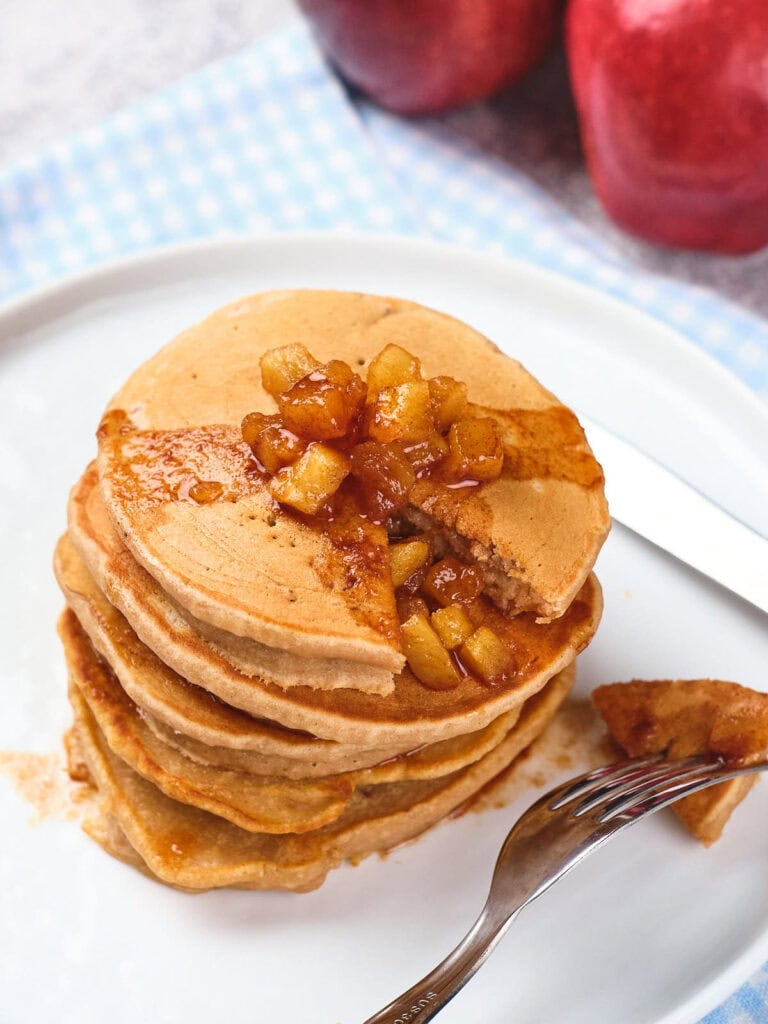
[70,463,395,695]
[96,290,609,664]
[70,666,573,891]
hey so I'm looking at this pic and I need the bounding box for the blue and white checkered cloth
[0,19,766,1022]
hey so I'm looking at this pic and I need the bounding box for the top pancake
[97,290,609,664]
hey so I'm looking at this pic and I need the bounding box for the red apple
[567,0,768,254]
[298,0,561,115]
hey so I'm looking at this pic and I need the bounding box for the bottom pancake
[69,666,574,892]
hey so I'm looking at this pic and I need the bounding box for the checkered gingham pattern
[0,19,766,1023]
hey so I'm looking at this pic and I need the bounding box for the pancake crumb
[0,747,100,825]
[466,699,616,815]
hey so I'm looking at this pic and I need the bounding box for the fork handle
[362,904,518,1024]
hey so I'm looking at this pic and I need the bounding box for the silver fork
[363,752,768,1024]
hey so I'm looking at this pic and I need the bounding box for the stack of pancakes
[55,290,608,892]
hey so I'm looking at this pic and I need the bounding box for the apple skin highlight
[298,0,560,116]
[567,0,768,254]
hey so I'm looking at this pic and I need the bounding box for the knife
[579,415,768,615]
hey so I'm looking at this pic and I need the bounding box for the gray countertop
[4,0,767,319]
[1,0,295,161]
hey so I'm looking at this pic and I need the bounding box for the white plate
[1,234,767,1024]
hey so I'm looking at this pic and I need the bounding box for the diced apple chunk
[349,441,415,521]
[401,614,461,690]
[404,433,448,475]
[367,343,422,395]
[396,593,430,623]
[278,360,366,441]
[365,381,434,444]
[268,443,350,514]
[431,604,474,650]
[423,557,484,606]
[429,376,468,432]
[443,417,504,482]
[260,344,320,397]
[389,538,430,588]
[241,412,306,473]
[459,626,511,684]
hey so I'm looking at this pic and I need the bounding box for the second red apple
[567,0,768,254]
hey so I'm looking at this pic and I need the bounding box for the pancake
[71,464,394,696]
[96,291,609,669]
[70,664,573,892]
[142,694,526,782]
[98,411,402,670]
[83,812,161,879]
[593,679,767,845]
[55,571,407,778]
[143,667,573,784]
[63,648,356,835]
[63,609,574,837]
[51,288,611,892]
[58,506,601,747]
[62,594,577,791]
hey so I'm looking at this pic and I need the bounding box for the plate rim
[1,230,766,435]
[1,230,766,1024]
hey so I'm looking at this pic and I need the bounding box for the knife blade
[579,415,768,615]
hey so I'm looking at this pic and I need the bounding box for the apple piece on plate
[567,0,768,254]
[298,0,561,115]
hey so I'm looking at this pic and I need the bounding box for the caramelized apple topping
[396,592,430,623]
[243,341,504,522]
[400,614,461,691]
[366,343,422,393]
[242,342,512,691]
[443,417,504,482]
[349,441,415,521]
[403,433,449,475]
[431,604,474,650]
[242,412,306,473]
[365,380,434,444]
[260,343,320,397]
[268,443,351,515]
[278,360,367,441]
[428,376,467,432]
[423,557,484,606]
[397,558,513,689]
[459,626,511,685]
[389,538,430,588]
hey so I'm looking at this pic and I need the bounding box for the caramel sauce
[293,493,401,646]
[159,826,206,859]
[98,410,261,508]
[188,480,225,504]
